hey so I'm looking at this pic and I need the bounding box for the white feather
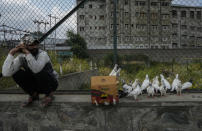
[109,64,118,76]
[171,74,181,92]
[182,82,192,90]
[141,74,150,91]
[160,74,171,90]
[128,84,142,100]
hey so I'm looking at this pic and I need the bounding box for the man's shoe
[21,95,39,107]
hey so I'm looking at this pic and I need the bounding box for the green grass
[99,62,202,89]
[0,48,16,89]
[0,48,202,89]
[0,49,91,89]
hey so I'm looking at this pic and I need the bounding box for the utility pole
[33,19,43,40]
[113,0,117,64]
[179,19,181,48]
[2,24,6,45]
[48,14,59,50]
[33,19,49,50]
[147,0,151,48]
[42,21,49,50]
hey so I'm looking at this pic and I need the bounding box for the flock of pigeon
[109,64,193,101]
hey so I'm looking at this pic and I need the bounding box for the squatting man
[2,35,58,107]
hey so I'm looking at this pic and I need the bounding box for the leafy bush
[66,31,89,59]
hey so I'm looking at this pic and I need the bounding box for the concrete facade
[77,0,202,49]
[0,93,202,131]
[87,48,202,63]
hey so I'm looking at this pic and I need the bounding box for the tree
[66,31,89,59]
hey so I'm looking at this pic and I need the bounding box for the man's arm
[2,52,22,77]
[25,51,50,73]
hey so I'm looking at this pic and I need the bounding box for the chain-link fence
[0,0,202,90]
[1,0,202,49]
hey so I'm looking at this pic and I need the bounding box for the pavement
[0,93,202,107]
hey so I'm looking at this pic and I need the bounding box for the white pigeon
[171,74,181,92]
[122,83,133,94]
[159,80,167,96]
[182,79,193,90]
[141,74,150,91]
[160,74,171,90]
[128,83,142,101]
[147,82,155,97]
[132,79,139,90]
[110,67,121,77]
[152,76,160,93]
[109,64,118,76]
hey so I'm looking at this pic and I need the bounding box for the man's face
[26,44,39,56]
[26,44,38,50]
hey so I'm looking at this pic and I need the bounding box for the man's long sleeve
[25,51,50,73]
[2,54,21,77]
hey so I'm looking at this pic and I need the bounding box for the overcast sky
[0,0,202,40]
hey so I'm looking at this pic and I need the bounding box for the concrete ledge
[1,93,202,131]
[0,93,202,107]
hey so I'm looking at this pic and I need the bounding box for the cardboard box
[91,76,119,105]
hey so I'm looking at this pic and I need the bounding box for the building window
[172,33,178,37]
[172,23,178,28]
[140,12,146,18]
[125,0,128,5]
[99,4,105,9]
[89,26,92,30]
[94,16,97,20]
[125,12,129,17]
[152,25,158,30]
[172,43,178,48]
[161,2,169,6]
[89,4,92,8]
[190,11,195,19]
[95,26,97,29]
[162,14,169,19]
[135,12,139,17]
[182,35,187,39]
[110,24,113,30]
[79,15,85,20]
[197,27,202,32]
[80,3,84,8]
[190,26,195,31]
[131,24,134,27]
[181,25,187,29]
[125,36,130,41]
[80,27,84,31]
[125,24,129,29]
[99,15,104,20]
[162,37,168,41]
[181,11,186,18]
[136,24,146,30]
[162,25,169,30]
[89,15,93,19]
[197,11,201,19]
[99,26,105,30]
[135,1,146,6]
[151,2,157,6]
[151,13,157,19]
[172,10,177,18]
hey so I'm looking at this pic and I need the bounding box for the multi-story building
[171,4,202,48]
[77,0,202,49]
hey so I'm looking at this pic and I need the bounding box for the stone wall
[0,101,202,131]
[58,69,99,90]
[88,49,202,63]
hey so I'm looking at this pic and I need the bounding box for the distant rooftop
[172,0,202,7]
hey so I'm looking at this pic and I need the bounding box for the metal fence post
[113,0,117,65]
